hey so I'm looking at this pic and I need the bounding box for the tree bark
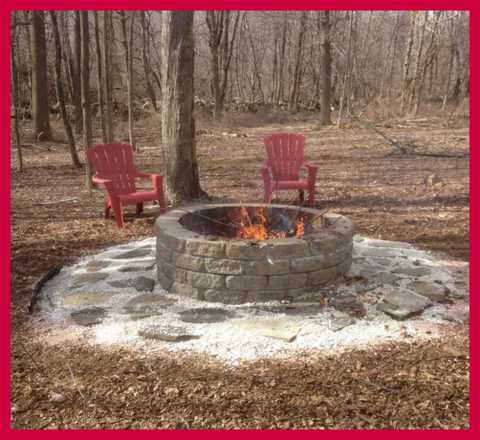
[289,11,307,112]
[49,11,81,168]
[103,11,114,142]
[320,11,332,125]
[94,12,107,143]
[30,11,52,141]
[72,11,83,133]
[10,12,23,171]
[80,11,93,188]
[120,11,136,150]
[161,11,203,203]
[141,12,157,112]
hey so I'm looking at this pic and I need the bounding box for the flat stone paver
[71,272,109,288]
[377,288,432,320]
[392,266,432,277]
[108,276,155,292]
[70,307,107,326]
[124,294,176,314]
[329,294,366,317]
[85,260,111,272]
[113,248,153,259]
[63,292,113,307]
[407,280,450,302]
[178,308,234,324]
[139,324,199,342]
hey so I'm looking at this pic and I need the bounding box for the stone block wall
[156,204,353,304]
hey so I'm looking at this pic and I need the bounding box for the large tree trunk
[289,11,307,112]
[120,11,136,150]
[94,12,107,142]
[337,11,354,127]
[10,12,23,171]
[319,11,332,125]
[80,11,93,188]
[141,12,157,112]
[72,11,83,133]
[103,11,114,142]
[49,11,81,168]
[161,11,203,204]
[30,11,52,141]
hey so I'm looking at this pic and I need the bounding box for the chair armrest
[92,175,111,185]
[137,172,163,191]
[92,175,115,195]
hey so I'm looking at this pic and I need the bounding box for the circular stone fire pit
[155,203,354,304]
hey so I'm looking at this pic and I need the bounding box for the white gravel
[33,235,469,365]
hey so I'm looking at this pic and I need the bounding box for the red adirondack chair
[261,134,318,207]
[87,144,166,228]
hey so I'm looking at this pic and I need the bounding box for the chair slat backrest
[264,134,305,180]
[87,144,138,195]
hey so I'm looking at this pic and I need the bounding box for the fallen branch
[38,197,79,205]
[20,143,56,152]
[28,265,62,314]
[349,109,469,159]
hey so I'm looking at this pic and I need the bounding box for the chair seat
[118,190,159,204]
[272,180,309,190]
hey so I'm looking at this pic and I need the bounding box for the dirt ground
[10,111,470,429]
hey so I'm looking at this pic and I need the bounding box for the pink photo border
[0,0,477,435]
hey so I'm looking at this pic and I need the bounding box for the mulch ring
[11,327,469,429]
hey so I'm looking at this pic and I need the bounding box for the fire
[231,207,306,240]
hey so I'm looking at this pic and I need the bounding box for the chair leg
[104,200,111,219]
[158,191,167,213]
[136,203,143,215]
[111,198,124,228]
[299,190,305,204]
[307,188,315,207]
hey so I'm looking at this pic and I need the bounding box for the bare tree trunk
[141,12,157,111]
[442,14,457,111]
[414,12,441,115]
[401,11,417,112]
[320,11,332,125]
[49,11,81,168]
[276,12,288,105]
[10,12,23,171]
[72,11,83,133]
[94,12,107,143]
[31,11,52,141]
[289,11,307,112]
[337,11,354,127]
[161,11,203,203]
[80,11,93,188]
[103,11,114,142]
[205,11,240,120]
[120,11,136,150]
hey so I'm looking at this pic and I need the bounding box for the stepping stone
[361,248,400,258]
[329,294,366,317]
[178,308,234,324]
[112,247,153,259]
[377,288,432,320]
[407,280,450,303]
[328,314,355,332]
[71,272,109,288]
[124,294,176,314]
[250,302,322,316]
[233,318,301,342]
[70,307,107,326]
[63,292,113,307]
[392,266,432,277]
[367,240,412,249]
[108,276,155,292]
[135,276,155,292]
[139,324,199,342]
[117,260,156,273]
[374,272,400,284]
[85,260,111,272]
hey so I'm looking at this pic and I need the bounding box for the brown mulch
[10,114,470,429]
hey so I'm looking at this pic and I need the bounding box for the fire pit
[155,203,353,304]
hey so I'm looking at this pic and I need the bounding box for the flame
[232,207,306,241]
